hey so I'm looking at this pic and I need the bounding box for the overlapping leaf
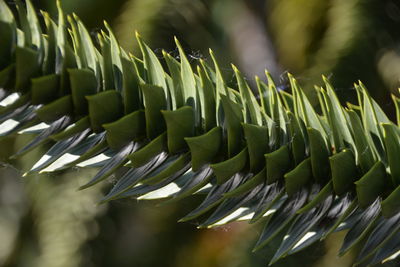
[1,1,400,266]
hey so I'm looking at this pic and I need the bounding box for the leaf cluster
[1,1,400,265]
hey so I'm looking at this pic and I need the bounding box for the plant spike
[2,1,400,265]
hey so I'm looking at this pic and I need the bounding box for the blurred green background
[2,0,400,266]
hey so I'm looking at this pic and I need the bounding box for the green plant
[1,0,400,265]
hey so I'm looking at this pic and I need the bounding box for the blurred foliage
[2,0,400,266]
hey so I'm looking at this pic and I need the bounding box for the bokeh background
[2,0,400,266]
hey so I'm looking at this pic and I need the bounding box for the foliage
[1,0,400,265]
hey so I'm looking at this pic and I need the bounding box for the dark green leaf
[381,185,400,218]
[185,126,222,172]
[141,84,167,139]
[221,94,244,157]
[211,147,248,184]
[355,161,388,208]
[87,90,123,132]
[103,110,146,149]
[265,144,291,184]
[330,149,359,195]
[68,68,98,115]
[307,127,330,182]
[382,123,400,186]
[31,74,59,104]
[36,95,73,122]
[162,106,195,154]
[284,158,312,196]
[15,47,40,92]
[243,123,269,172]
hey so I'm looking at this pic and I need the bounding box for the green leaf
[141,84,167,139]
[59,44,77,95]
[322,76,355,152]
[232,65,262,125]
[98,33,113,90]
[220,94,244,157]
[162,106,195,154]
[87,90,123,132]
[358,83,385,160]
[307,127,330,182]
[104,21,123,91]
[121,56,141,113]
[0,63,14,89]
[382,123,400,186]
[381,185,400,218]
[265,71,288,147]
[72,14,100,77]
[31,74,59,104]
[392,94,400,125]
[0,21,15,69]
[185,126,222,172]
[15,0,42,51]
[280,90,294,112]
[163,51,184,109]
[55,0,66,74]
[287,111,306,165]
[0,0,15,25]
[15,46,40,92]
[290,74,326,138]
[175,38,200,124]
[25,0,42,50]
[255,76,271,116]
[136,32,168,105]
[330,149,359,195]
[209,49,231,126]
[284,158,313,196]
[242,123,269,172]
[175,38,197,102]
[127,133,167,168]
[372,98,391,124]
[265,144,292,184]
[198,61,216,131]
[211,147,248,184]
[355,161,388,208]
[103,110,146,149]
[41,12,57,75]
[36,95,73,122]
[68,68,98,115]
[346,109,376,173]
